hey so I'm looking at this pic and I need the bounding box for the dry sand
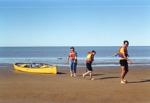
[0,66,150,103]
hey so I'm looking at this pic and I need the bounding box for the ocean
[0,46,150,68]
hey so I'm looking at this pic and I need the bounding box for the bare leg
[121,66,126,81]
[73,63,77,77]
[124,71,128,80]
[74,73,76,77]
[121,66,127,84]
[89,71,92,79]
[89,71,94,80]
[83,71,94,80]
[70,70,73,77]
[124,65,129,78]
[83,71,90,78]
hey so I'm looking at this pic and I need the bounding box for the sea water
[0,46,150,68]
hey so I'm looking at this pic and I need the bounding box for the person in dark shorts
[115,40,132,84]
[83,50,96,80]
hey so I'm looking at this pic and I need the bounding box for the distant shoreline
[0,63,150,70]
[0,46,150,47]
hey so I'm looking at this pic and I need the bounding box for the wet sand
[0,66,150,103]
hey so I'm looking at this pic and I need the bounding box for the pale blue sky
[0,0,150,46]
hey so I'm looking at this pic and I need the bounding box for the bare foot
[123,80,127,83]
[90,78,94,80]
[82,74,85,78]
[121,81,126,84]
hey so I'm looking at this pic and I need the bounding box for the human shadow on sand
[95,76,120,80]
[93,74,105,76]
[78,74,105,77]
[57,72,66,74]
[127,79,150,84]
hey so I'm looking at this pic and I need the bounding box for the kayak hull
[13,63,57,74]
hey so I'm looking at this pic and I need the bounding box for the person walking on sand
[115,40,132,84]
[83,50,96,80]
[67,47,77,77]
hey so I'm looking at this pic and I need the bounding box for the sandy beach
[0,66,150,103]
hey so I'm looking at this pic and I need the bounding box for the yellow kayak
[13,63,57,74]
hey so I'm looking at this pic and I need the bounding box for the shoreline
[0,56,150,67]
[0,63,150,70]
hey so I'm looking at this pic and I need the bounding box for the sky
[0,0,150,46]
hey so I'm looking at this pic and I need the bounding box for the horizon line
[0,45,149,47]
